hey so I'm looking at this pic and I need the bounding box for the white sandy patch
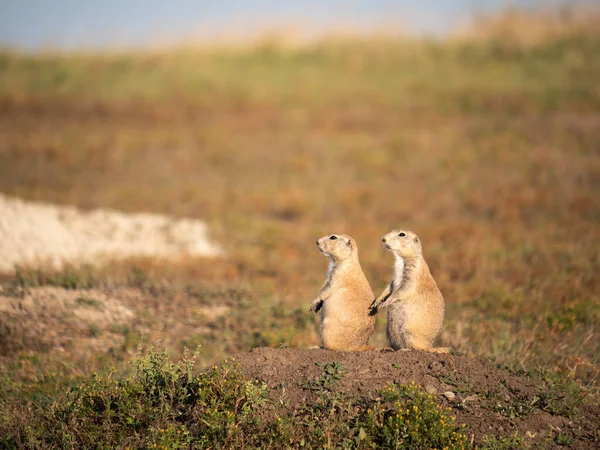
[0,194,222,272]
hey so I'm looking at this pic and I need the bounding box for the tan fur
[370,229,446,352]
[309,233,376,351]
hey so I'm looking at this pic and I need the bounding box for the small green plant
[301,361,348,391]
[88,324,102,337]
[479,432,526,449]
[74,297,103,309]
[485,392,538,418]
[433,372,473,396]
[126,266,155,290]
[146,425,193,450]
[363,382,469,450]
[555,433,574,446]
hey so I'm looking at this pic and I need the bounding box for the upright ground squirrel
[370,229,447,353]
[310,233,376,351]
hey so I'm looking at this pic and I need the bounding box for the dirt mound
[0,194,221,273]
[234,348,600,449]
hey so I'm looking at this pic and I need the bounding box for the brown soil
[234,348,600,449]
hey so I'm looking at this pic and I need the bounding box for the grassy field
[0,7,599,448]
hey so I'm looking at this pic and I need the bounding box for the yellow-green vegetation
[1,347,267,449]
[0,347,467,449]
[0,5,599,448]
[365,383,467,449]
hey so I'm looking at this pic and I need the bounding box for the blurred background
[0,0,598,406]
[0,0,576,50]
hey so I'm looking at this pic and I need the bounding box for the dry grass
[458,2,600,46]
[0,6,599,403]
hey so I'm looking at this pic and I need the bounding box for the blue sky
[0,0,547,50]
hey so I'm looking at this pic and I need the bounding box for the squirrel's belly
[387,300,443,350]
[386,303,408,350]
[322,305,375,350]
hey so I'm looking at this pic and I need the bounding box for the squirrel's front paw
[368,300,379,315]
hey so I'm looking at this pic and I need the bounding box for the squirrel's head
[316,233,357,261]
[381,229,422,258]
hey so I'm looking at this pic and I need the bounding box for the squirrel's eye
[398,232,406,237]
[330,236,337,240]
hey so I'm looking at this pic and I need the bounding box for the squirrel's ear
[347,239,352,247]
[414,237,419,243]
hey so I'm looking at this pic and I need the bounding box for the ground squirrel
[370,229,447,353]
[309,233,376,351]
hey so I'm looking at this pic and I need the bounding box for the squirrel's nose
[381,237,386,243]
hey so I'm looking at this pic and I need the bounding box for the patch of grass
[0,346,270,449]
[74,297,103,309]
[13,265,99,290]
[87,324,102,338]
[117,325,142,353]
[555,433,574,447]
[486,391,538,418]
[432,372,473,397]
[1,262,319,387]
[479,433,526,450]
[301,361,348,391]
[546,301,600,332]
[535,371,587,419]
